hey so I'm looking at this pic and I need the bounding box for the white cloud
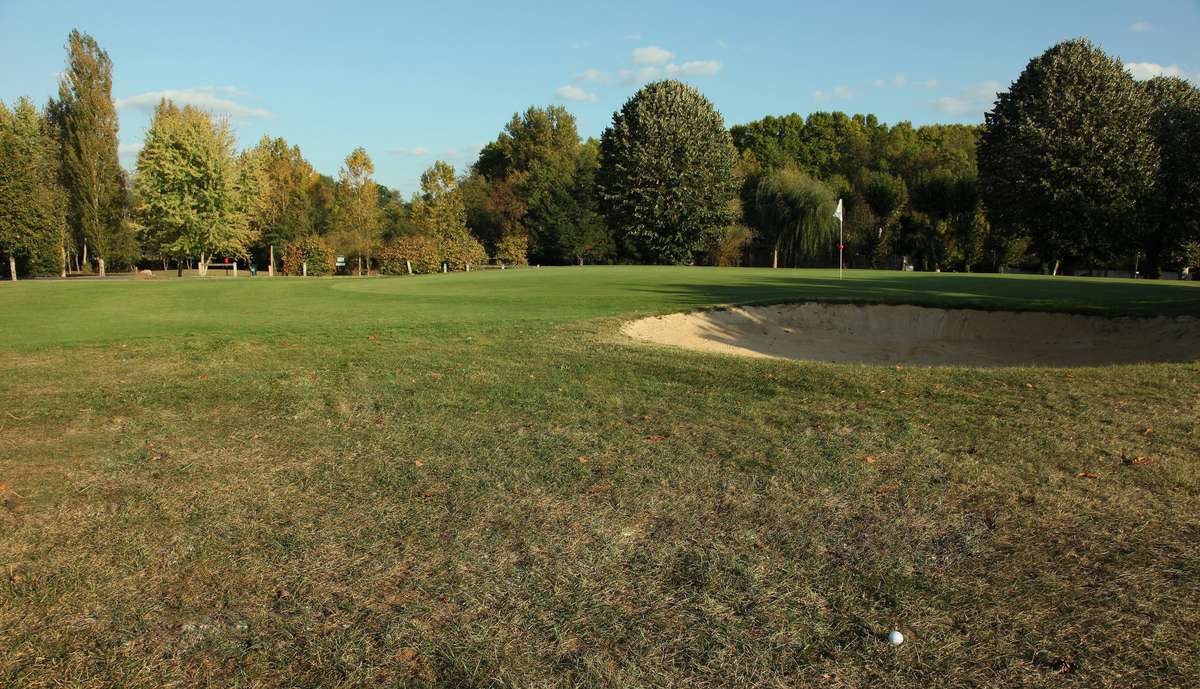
[813,84,853,101]
[618,66,663,84]
[555,84,598,102]
[118,142,143,154]
[631,45,673,65]
[389,146,431,157]
[115,86,270,118]
[442,144,481,163]
[664,60,722,77]
[1128,21,1152,32]
[574,68,610,84]
[1125,61,1198,82]
[932,80,1000,117]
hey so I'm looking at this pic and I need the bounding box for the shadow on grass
[625,272,1200,318]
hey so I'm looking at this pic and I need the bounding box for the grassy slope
[0,267,1198,688]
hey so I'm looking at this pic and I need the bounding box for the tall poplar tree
[51,29,123,276]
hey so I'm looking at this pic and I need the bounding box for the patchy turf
[1,267,1198,688]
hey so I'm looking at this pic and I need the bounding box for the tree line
[2,33,1198,279]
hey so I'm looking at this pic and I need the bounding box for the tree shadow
[623,271,1200,318]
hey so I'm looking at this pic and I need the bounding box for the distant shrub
[706,224,753,266]
[282,235,335,276]
[493,232,529,266]
[378,235,440,274]
[442,233,487,270]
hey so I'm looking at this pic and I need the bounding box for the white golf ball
[888,630,904,646]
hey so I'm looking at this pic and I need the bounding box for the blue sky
[2,0,1198,195]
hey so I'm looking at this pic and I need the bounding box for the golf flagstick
[834,198,844,279]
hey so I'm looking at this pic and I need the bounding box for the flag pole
[839,212,843,280]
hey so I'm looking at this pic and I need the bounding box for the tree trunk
[97,256,105,278]
[197,254,208,277]
[60,244,67,278]
[269,245,275,277]
[772,247,779,269]
[9,254,17,281]
[82,240,88,271]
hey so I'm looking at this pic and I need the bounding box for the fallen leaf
[1123,456,1156,466]
[577,456,590,464]
[1075,472,1099,479]
[1142,427,1153,435]
[876,483,897,494]
[586,481,612,495]
[646,434,669,443]
[367,334,379,341]
[864,455,878,464]
[413,459,425,467]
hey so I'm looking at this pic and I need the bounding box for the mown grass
[1,267,1198,688]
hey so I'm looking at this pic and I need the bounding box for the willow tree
[598,80,738,264]
[51,29,123,276]
[134,101,253,274]
[751,167,837,268]
[332,147,381,274]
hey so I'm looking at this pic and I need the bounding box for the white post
[442,263,447,273]
[233,261,238,278]
[839,214,844,280]
[406,260,412,275]
[466,263,470,272]
[269,245,275,277]
[302,261,307,277]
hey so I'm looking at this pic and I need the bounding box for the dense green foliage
[49,30,127,275]
[469,106,609,265]
[732,112,984,269]
[133,102,255,274]
[1142,77,1200,276]
[0,99,67,279]
[979,39,1158,272]
[599,80,739,264]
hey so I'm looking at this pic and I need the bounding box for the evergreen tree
[978,39,1158,272]
[598,80,738,264]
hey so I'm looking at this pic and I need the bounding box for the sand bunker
[623,302,1200,367]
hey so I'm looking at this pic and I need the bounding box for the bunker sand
[623,302,1200,367]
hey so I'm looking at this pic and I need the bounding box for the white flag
[833,198,844,222]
